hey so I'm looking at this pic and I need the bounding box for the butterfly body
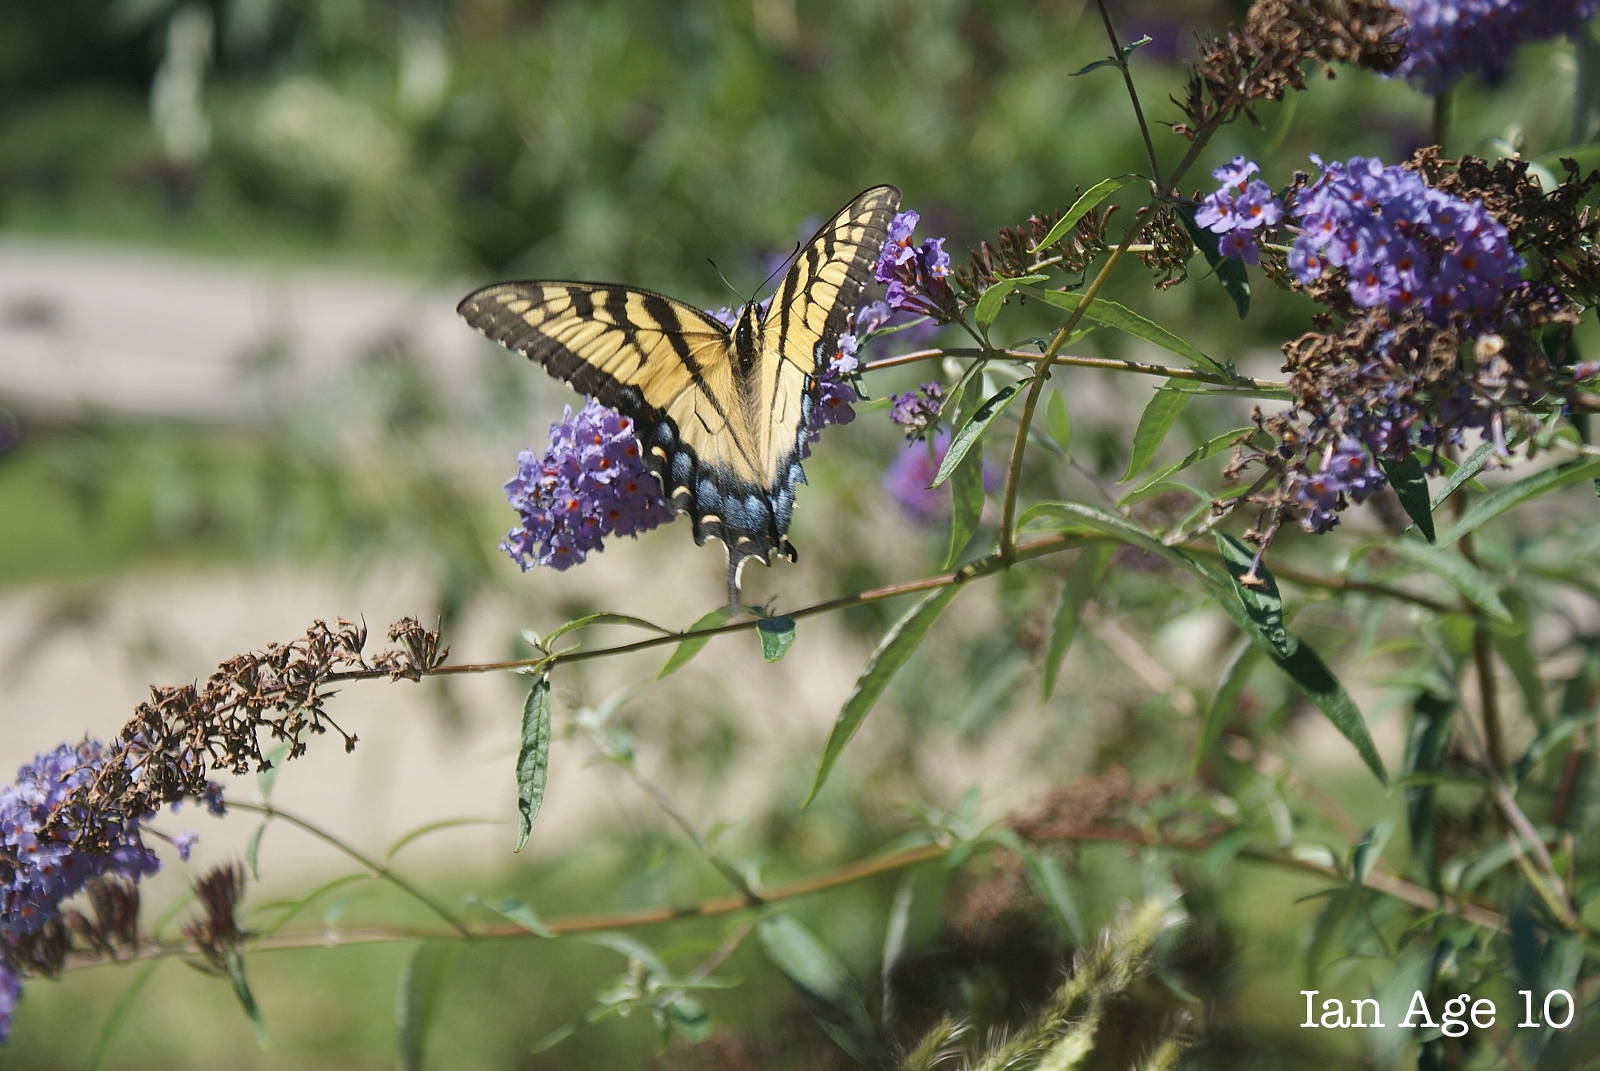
[459,185,902,610]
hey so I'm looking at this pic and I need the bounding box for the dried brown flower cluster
[949,201,1113,303]
[183,862,248,970]
[1134,202,1198,289]
[53,616,447,853]
[1176,0,1407,136]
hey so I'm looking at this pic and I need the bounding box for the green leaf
[257,741,291,801]
[1043,544,1113,701]
[468,895,554,937]
[396,941,459,1071]
[1046,390,1073,454]
[945,377,986,568]
[1390,539,1511,621]
[657,607,733,679]
[665,995,711,1043]
[585,931,669,976]
[225,949,268,1051]
[1491,591,1548,727]
[514,676,552,852]
[974,273,1050,327]
[544,612,672,647]
[1403,691,1454,882]
[1193,638,1261,775]
[1122,380,1190,481]
[1175,203,1250,318]
[1022,848,1085,943]
[1214,534,1295,659]
[758,616,797,662]
[88,960,161,1071]
[1432,442,1493,503]
[756,915,883,1064]
[803,585,963,807]
[1350,820,1393,885]
[385,817,500,863]
[1023,503,1387,784]
[1379,454,1435,543]
[1022,287,1229,376]
[932,381,1025,488]
[245,822,267,880]
[1514,710,1591,783]
[1031,175,1140,251]
[1121,425,1254,505]
[1435,459,1600,547]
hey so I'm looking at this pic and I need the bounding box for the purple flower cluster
[876,211,953,318]
[1288,155,1523,319]
[888,381,945,439]
[1294,438,1390,533]
[1389,0,1600,95]
[807,333,860,450]
[1,741,162,938]
[1197,157,1284,265]
[501,400,676,571]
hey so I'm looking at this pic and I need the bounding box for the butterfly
[458,184,902,611]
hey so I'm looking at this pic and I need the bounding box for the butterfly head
[733,300,762,365]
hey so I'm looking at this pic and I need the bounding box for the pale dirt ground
[0,236,1403,912]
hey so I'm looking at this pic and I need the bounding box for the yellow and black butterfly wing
[458,280,800,595]
[756,184,901,490]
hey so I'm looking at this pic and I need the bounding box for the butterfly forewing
[457,184,902,606]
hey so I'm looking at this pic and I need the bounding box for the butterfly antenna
[707,259,742,301]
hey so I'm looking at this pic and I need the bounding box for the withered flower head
[183,861,247,970]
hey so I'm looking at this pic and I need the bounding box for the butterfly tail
[726,554,746,616]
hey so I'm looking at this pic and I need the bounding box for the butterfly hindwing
[457,184,902,605]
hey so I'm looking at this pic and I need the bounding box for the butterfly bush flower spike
[888,381,945,439]
[501,400,676,571]
[1389,0,1600,94]
[1197,156,1283,266]
[876,211,954,320]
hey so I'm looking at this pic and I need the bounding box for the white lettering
[1519,990,1539,1028]
[1471,998,1496,1030]
[1545,990,1575,1030]
[1402,990,1438,1029]
[1442,996,1470,1038]
[1322,999,1348,1029]
[1300,991,1319,1028]
[1351,998,1382,1028]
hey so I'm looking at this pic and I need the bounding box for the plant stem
[228,802,470,937]
[64,819,1512,971]
[1096,0,1162,187]
[862,347,1288,391]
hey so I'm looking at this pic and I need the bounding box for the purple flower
[1389,0,1600,94]
[1,741,162,938]
[0,964,18,1044]
[885,434,954,523]
[501,400,676,571]
[1288,155,1523,319]
[804,334,862,452]
[173,831,199,861]
[1197,158,1284,264]
[888,381,945,439]
[1291,438,1388,533]
[875,212,954,320]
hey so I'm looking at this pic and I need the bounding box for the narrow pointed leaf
[1023,287,1229,376]
[397,941,459,1071]
[225,950,268,1051]
[470,895,554,937]
[757,915,883,1063]
[1122,425,1254,505]
[1390,540,1511,621]
[514,676,552,852]
[1122,380,1190,481]
[1491,591,1548,726]
[1175,203,1250,318]
[657,607,733,679]
[932,381,1024,488]
[1379,454,1435,543]
[974,274,1049,327]
[385,817,500,863]
[1046,390,1073,454]
[804,586,963,806]
[1193,638,1261,775]
[1350,820,1393,885]
[1430,440,1495,507]
[1069,56,1119,76]
[1043,544,1113,700]
[1404,691,1454,884]
[245,822,267,880]
[1023,848,1085,943]
[1273,642,1387,786]
[544,612,672,647]
[945,377,986,568]
[1215,533,1296,658]
[1436,458,1600,546]
[88,961,160,1071]
[1031,175,1140,250]
[758,616,797,662]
